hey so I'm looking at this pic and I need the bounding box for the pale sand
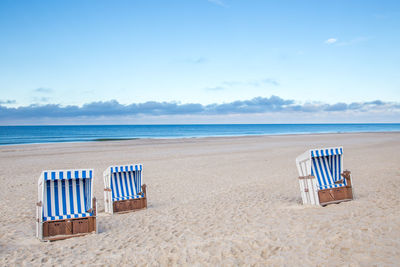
[0,132,399,266]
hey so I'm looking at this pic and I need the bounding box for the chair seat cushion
[43,212,93,222]
[112,194,144,202]
[319,182,346,190]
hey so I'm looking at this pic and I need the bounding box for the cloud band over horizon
[1,96,400,124]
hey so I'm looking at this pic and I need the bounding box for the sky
[0,0,399,124]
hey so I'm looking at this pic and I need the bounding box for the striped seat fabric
[42,170,93,222]
[110,165,144,201]
[311,148,347,190]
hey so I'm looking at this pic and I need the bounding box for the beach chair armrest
[341,170,351,179]
[142,184,147,197]
[341,170,352,186]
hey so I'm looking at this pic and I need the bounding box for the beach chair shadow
[296,147,354,206]
[36,169,97,241]
[103,164,147,214]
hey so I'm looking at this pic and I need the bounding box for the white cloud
[205,86,225,91]
[221,78,279,88]
[324,37,370,46]
[186,57,206,64]
[2,96,400,124]
[34,87,53,93]
[0,99,16,105]
[207,0,227,7]
[325,38,337,44]
[337,36,370,46]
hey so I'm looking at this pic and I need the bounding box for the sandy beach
[0,132,399,266]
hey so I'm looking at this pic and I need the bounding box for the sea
[0,124,399,146]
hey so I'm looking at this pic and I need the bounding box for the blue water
[0,124,399,145]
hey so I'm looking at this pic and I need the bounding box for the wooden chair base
[42,216,96,241]
[113,197,147,213]
[318,186,353,206]
[111,184,147,213]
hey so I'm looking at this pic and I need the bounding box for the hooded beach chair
[296,147,353,206]
[103,164,147,214]
[36,169,97,241]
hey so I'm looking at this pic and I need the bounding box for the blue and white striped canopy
[110,165,143,173]
[42,169,93,221]
[43,170,93,180]
[310,147,346,190]
[109,165,144,201]
[310,147,343,157]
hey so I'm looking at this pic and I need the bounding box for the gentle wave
[0,124,400,145]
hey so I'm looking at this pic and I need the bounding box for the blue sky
[0,0,399,124]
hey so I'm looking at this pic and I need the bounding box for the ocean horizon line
[1,122,400,127]
[1,123,400,146]
[2,130,400,148]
